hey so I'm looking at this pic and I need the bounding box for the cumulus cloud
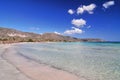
[54,31,61,35]
[64,27,83,34]
[77,7,84,14]
[71,18,86,27]
[68,9,74,15]
[77,4,96,14]
[103,1,115,8]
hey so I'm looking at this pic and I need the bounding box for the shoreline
[0,44,31,80]
[1,44,80,80]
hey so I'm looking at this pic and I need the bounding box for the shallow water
[15,42,120,80]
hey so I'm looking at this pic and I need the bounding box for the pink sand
[3,45,80,80]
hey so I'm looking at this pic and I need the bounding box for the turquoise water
[15,42,120,80]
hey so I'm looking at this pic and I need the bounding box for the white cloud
[103,1,115,8]
[68,9,74,15]
[30,27,40,30]
[87,25,91,29]
[83,4,96,14]
[71,18,86,27]
[77,4,96,14]
[77,7,84,14]
[54,31,61,35]
[64,27,83,34]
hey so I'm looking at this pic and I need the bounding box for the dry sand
[1,44,80,80]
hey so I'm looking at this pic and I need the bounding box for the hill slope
[0,27,103,43]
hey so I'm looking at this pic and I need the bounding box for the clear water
[15,42,120,80]
[0,45,6,60]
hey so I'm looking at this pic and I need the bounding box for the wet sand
[0,45,31,80]
[1,44,80,80]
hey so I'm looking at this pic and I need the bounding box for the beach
[0,43,80,80]
[0,0,119,80]
[0,44,31,80]
[0,42,120,80]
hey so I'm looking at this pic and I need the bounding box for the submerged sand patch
[2,45,80,80]
[0,45,31,80]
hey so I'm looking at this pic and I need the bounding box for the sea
[15,42,120,80]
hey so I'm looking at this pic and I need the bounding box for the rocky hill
[0,27,104,43]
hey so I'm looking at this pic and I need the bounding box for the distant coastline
[0,27,104,44]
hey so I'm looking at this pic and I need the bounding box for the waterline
[15,42,120,80]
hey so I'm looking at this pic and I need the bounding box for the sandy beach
[0,44,31,80]
[0,44,80,80]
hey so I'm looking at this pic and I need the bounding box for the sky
[0,0,120,41]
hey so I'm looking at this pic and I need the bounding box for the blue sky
[0,0,120,41]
